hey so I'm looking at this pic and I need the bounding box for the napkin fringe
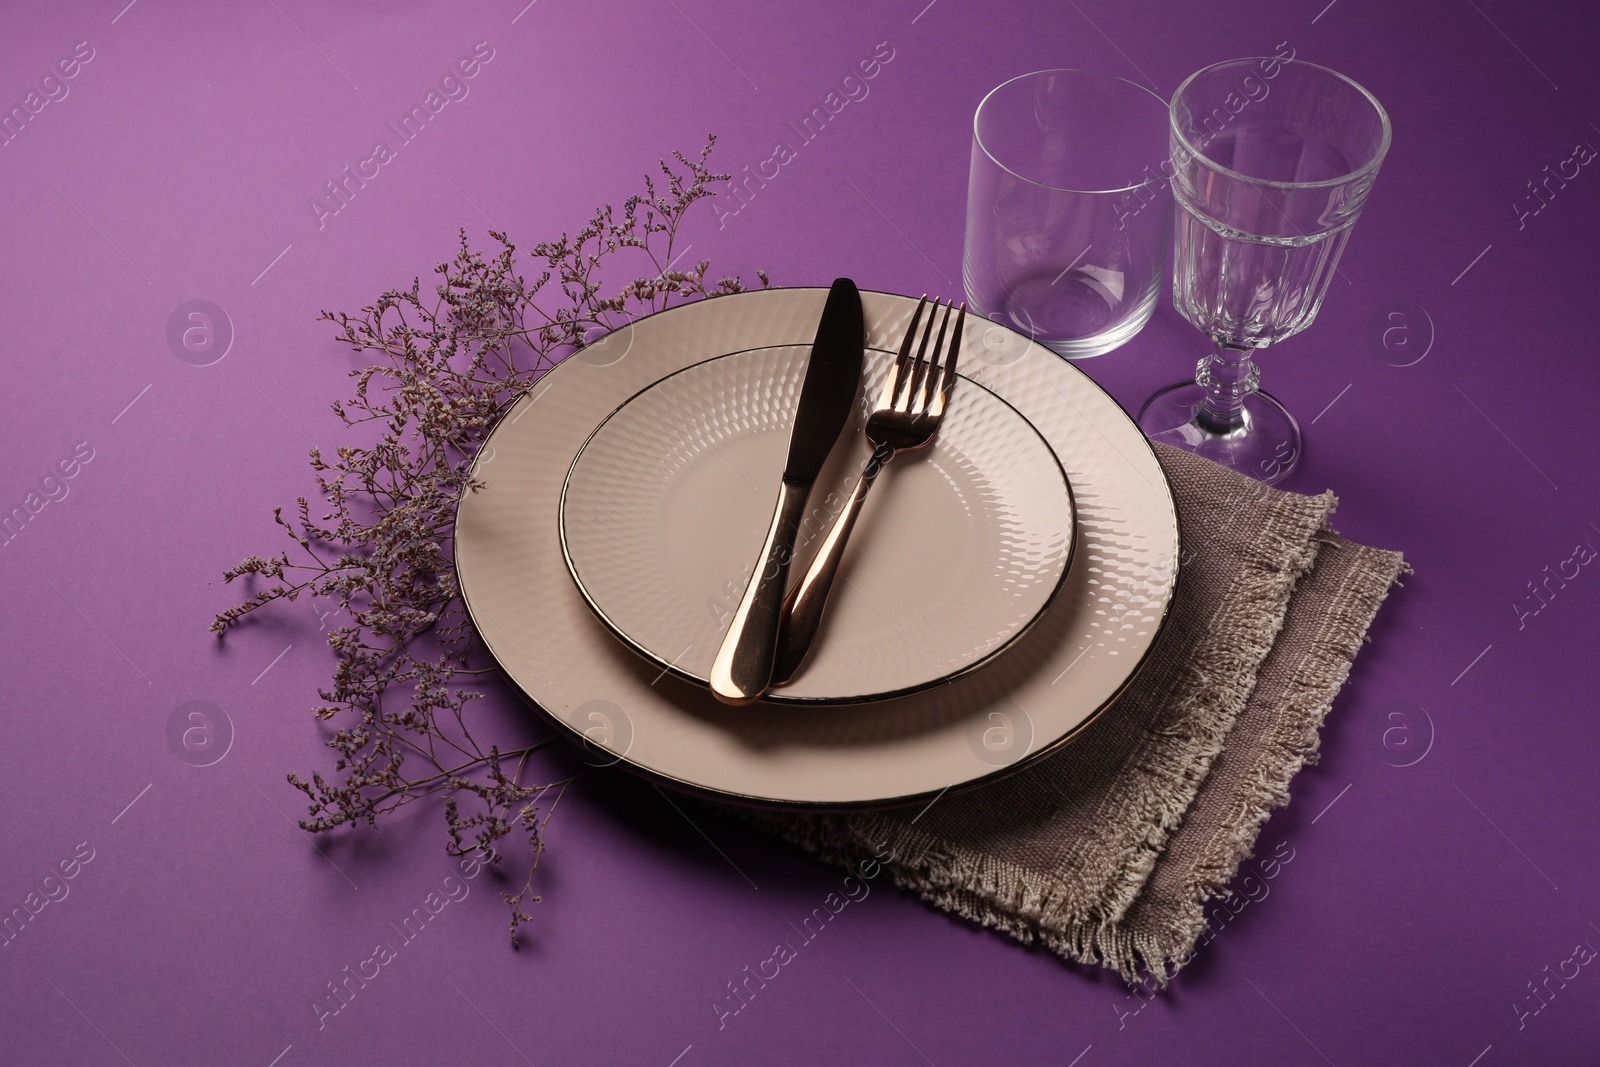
[1131,534,1411,983]
[1068,487,1336,934]
[736,809,1174,980]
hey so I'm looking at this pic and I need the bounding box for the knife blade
[709,278,865,705]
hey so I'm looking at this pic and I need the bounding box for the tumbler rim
[973,68,1171,196]
[1169,58,1392,191]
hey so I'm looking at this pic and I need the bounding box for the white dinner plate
[455,288,1178,807]
[559,344,1077,704]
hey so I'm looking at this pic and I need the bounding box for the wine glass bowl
[1139,58,1391,483]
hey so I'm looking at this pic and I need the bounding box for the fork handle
[770,443,893,687]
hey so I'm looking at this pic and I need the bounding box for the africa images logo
[308,41,496,230]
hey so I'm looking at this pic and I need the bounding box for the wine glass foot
[1137,380,1302,485]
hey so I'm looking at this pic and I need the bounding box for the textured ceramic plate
[455,288,1179,807]
[559,345,1076,704]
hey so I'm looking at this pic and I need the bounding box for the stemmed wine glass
[1138,59,1391,484]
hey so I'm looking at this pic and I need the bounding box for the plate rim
[556,342,1079,705]
[453,285,1183,809]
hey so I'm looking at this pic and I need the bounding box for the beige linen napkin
[735,443,1407,982]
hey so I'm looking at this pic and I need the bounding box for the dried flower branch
[213,136,768,945]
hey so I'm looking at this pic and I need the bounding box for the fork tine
[885,296,927,408]
[898,298,942,412]
[914,302,954,417]
[927,302,965,420]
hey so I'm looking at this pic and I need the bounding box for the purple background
[2,1,1597,1064]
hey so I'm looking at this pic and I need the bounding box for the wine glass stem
[1194,345,1261,435]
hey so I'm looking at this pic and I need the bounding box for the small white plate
[455,288,1178,807]
[559,344,1077,704]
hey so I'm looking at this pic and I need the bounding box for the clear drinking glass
[1138,58,1391,483]
[964,70,1172,359]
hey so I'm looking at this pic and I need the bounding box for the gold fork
[769,296,965,687]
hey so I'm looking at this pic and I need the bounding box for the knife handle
[770,445,890,688]
[709,479,811,705]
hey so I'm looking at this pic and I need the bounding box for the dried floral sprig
[213,136,768,944]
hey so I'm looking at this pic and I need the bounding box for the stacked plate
[455,288,1178,808]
